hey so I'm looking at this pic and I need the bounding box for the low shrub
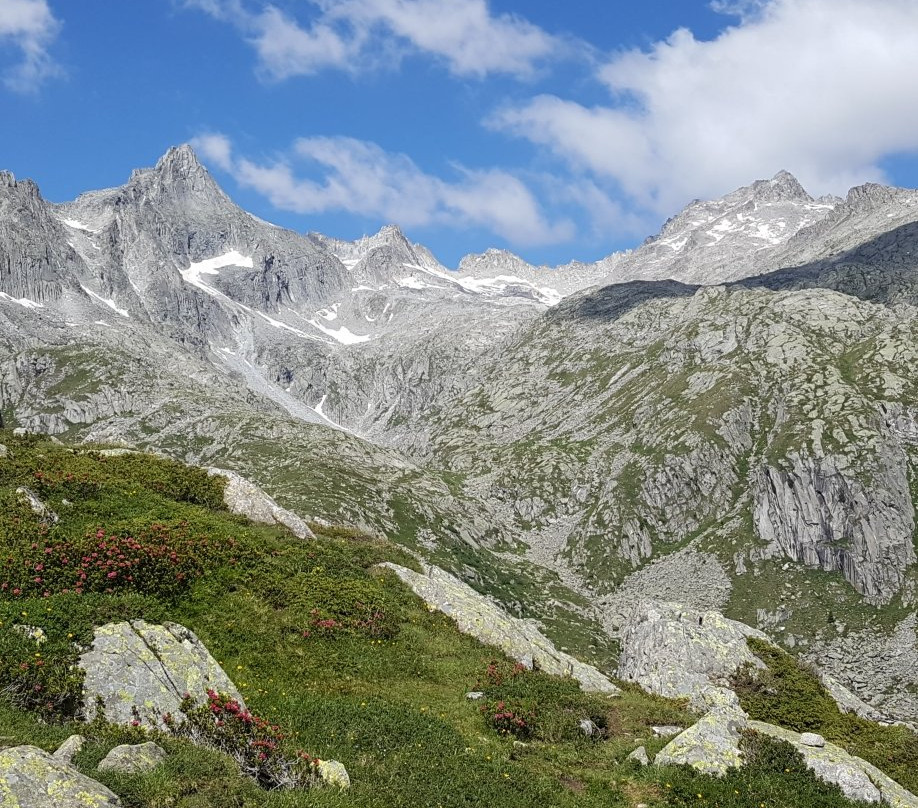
[167,690,318,790]
[1,521,238,601]
[659,731,872,807]
[733,637,918,795]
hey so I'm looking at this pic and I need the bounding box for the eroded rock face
[749,721,918,807]
[754,451,915,605]
[617,601,767,708]
[208,468,315,540]
[380,563,620,694]
[79,620,243,728]
[0,745,121,807]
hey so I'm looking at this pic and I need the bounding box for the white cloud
[491,0,918,212]
[0,0,62,92]
[192,132,573,246]
[184,0,564,79]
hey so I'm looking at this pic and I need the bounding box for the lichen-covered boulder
[207,468,315,539]
[316,759,350,789]
[79,620,244,728]
[15,486,58,524]
[627,746,650,765]
[749,721,918,807]
[0,745,121,807]
[655,705,747,776]
[617,600,767,708]
[52,735,85,764]
[379,563,620,694]
[97,742,167,774]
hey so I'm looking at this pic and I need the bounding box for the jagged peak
[156,144,204,175]
[749,170,812,203]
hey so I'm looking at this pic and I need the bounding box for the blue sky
[2,0,918,267]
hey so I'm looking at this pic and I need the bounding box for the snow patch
[181,250,254,292]
[316,304,339,321]
[0,292,43,309]
[61,218,100,233]
[80,284,129,318]
[306,318,371,345]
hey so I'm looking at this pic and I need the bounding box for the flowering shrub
[481,699,534,739]
[167,690,319,790]
[0,625,83,718]
[0,522,238,601]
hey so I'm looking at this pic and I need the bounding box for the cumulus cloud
[192,132,573,245]
[491,0,918,212]
[184,0,564,79]
[0,0,62,92]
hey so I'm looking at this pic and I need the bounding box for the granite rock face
[754,451,916,604]
[380,563,620,694]
[208,468,315,539]
[0,745,121,807]
[79,620,243,728]
[617,601,767,708]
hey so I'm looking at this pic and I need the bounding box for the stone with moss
[617,600,768,708]
[97,742,167,774]
[316,759,350,789]
[0,745,121,807]
[79,620,244,729]
[655,705,747,776]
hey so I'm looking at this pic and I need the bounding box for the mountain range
[2,145,918,723]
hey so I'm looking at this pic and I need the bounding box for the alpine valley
[4,144,918,732]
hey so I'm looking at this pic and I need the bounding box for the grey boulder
[79,620,244,728]
[655,705,747,776]
[97,742,167,774]
[208,468,315,539]
[52,735,85,763]
[617,600,767,708]
[0,745,120,807]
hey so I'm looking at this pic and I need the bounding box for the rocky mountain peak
[750,170,812,203]
[156,144,205,177]
[123,144,222,206]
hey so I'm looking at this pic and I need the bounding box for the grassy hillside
[0,432,878,807]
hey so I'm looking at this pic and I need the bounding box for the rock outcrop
[617,601,767,708]
[754,451,915,605]
[749,721,918,807]
[208,468,315,540]
[655,705,747,776]
[79,620,243,728]
[380,563,620,694]
[0,745,121,807]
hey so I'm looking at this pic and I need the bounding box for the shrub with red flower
[168,690,319,790]
[0,522,237,601]
[481,699,534,739]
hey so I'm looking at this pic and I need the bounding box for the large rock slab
[655,704,747,776]
[0,745,121,807]
[749,721,918,807]
[617,600,767,708]
[380,563,620,694]
[79,620,244,728]
[207,468,315,539]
